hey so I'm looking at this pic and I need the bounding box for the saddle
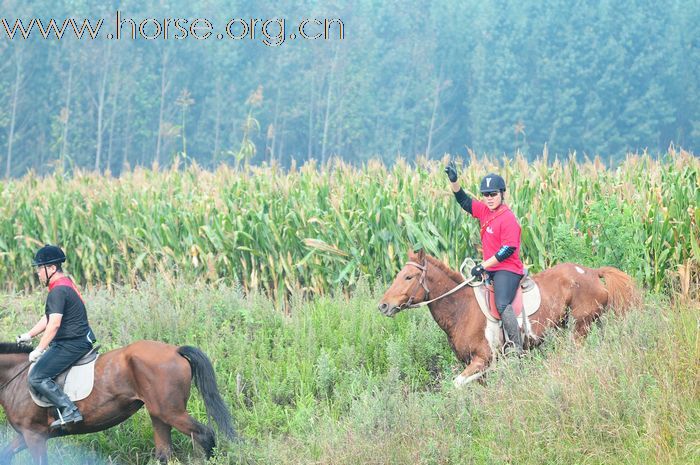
[28,346,100,407]
[472,274,541,324]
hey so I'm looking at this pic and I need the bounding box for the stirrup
[504,346,525,357]
[503,342,525,358]
[50,408,83,429]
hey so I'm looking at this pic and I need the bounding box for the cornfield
[0,149,697,299]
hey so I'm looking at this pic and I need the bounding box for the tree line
[1,0,698,177]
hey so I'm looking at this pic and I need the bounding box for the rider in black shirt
[17,245,96,429]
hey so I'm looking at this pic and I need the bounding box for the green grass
[0,153,696,464]
[0,278,697,464]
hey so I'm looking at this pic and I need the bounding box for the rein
[403,261,478,309]
[0,360,31,392]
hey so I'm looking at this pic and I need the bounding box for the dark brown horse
[0,340,236,464]
[378,249,639,387]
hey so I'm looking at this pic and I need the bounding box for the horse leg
[573,316,598,343]
[571,302,602,342]
[159,412,216,458]
[453,355,490,388]
[141,374,217,459]
[149,415,174,464]
[0,434,26,464]
[21,432,48,465]
[143,385,217,459]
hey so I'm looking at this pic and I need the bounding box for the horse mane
[0,343,32,354]
[425,254,466,284]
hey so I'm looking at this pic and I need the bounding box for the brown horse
[0,340,236,464]
[378,249,639,387]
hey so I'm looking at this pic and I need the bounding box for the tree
[5,46,23,178]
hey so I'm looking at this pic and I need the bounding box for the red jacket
[470,200,525,274]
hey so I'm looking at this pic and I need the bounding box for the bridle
[400,260,430,309]
[400,259,477,309]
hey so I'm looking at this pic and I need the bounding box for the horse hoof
[453,376,467,388]
[453,371,485,388]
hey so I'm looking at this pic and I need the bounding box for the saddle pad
[486,284,525,319]
[473,279,542,323]
[28,356,98,407]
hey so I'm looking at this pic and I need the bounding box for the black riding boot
[501,304,524,355]
[34,379,83,428]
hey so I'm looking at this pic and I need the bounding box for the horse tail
[178,346,237,440]
[597,267,641,315]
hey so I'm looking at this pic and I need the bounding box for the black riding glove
[471,264,485,278]
[444,161,458,182]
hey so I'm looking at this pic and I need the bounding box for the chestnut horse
[0,340,236,464]
[378,249,639,387]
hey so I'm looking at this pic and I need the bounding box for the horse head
[378,249,431,317]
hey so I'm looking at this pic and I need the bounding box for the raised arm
[444,160,473,214]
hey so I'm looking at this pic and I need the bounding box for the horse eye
[405,275,413,280]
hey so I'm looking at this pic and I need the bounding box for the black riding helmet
[479,173,506,193]
[32,244,66,266]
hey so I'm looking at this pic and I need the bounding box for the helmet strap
[43,265,58,287]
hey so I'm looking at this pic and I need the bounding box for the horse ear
[408,245,425,262]
[409,246,425,261]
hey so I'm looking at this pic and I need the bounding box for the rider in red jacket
[445,161,524,354]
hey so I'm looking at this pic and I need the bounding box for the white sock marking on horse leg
[453,371,486,388]
[485,321,501,355]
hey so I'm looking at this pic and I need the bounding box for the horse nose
[378,302,389,313]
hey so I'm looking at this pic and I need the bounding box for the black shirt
[45,277,94,342]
